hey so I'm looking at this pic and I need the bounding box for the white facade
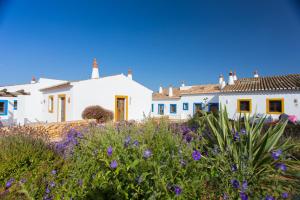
[41,74,153,123]
[152,93,219,120]
[219,91,300,120]
[0,78,66,125]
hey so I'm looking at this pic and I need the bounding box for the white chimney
[127,69,132,80]
[91,58,100,79]
[254,70,259,78]
[169,85,173,97]
[219,74,224,85]
[228,71,234,85]
[233,71,237,81]
[221,80,226,89]
[181,81,185,87]
[159,85,163,94]
[31,76,36,84]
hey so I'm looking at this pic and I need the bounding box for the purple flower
[51,170,57,175]
[275,163,287,171]
[231,164,237,172]
[233,132,240,141]
[192,150,201,161]
[5,178,15,188]
[173,185,182,196]
[240,129,246,135]
[265,195,275,200]
[143,149,152,159]
[242,180,248,191]
[184,134,193,143]
[49,181,55,188]
[240,192,248,200]
[223,193,229,200]
[272,149,282,160]
[133,140,139,147]
[110,160,118,169]
[231,179,239,189]
[282,192,288,199]
[107,146,113,156]
[45,187,51,194]
[78,179,83,186]
[124,136,131,147]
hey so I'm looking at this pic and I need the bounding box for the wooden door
[116,98,125,121]
[194,103,202,114]
[60,96,66,122]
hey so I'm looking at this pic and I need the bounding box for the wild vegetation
[0,110,299,199]
[82,105,114,123]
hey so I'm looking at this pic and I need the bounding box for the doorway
[58,94,66,122]
[115,96,128,121]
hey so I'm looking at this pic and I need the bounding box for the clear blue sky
[0,0,300,90]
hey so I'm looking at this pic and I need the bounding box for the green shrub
[82,105,113,123]
[0,133,63,199]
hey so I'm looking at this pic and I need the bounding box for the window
[0,100,8,116]
[194,103,202,114]
[237,99,252,113]
[209,103,219,113]
[158,104,164,115]
[48,96,54,113]
[170,104,177,114]
[13,100,18,110]
[267,98,284,114]
[183,103,189,110]
[151,104,154,112]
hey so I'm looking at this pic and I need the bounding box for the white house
[152,83,220,120]
[0,78,67,125]
[152,72,300,121]
[0,59,152,125]
[220,73,300,121]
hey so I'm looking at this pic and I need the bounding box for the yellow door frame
[114,95,128,121]
[57,94,66,122]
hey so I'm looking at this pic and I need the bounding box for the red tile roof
[152,84,220,100]
[222,74,300,92]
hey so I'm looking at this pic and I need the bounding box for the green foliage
[0,134,63,199]
[204,107,299,198]
[0,110,299,199]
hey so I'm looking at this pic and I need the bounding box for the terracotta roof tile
[222,74,300,92]
[153,84,220,100]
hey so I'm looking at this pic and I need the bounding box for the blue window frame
[0,100,8,116]
[193,103,203,114]
[158,104,164,115]
[208,103,219,112]
[13,100,18,110]
[151,104,154,112]
[170,104,177,114]
[183,103,189,110]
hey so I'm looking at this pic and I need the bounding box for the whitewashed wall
[219,91,300,120]
[151,93,219,120]
[41,87,73,123]
[0,78,67,124]
[71,75,152,121]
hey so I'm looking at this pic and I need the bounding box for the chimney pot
[254,70,259,78]
[91,58,100,79]
[159,85,163,94]
[31,76,36,84]
[127,69,133,80]
[228,70,235,85]
[169,85,173,97]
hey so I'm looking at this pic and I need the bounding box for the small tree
[82,105,113,123]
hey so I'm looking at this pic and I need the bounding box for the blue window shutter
[0,100,8,116]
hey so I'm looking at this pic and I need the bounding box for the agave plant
[204,106,298,194]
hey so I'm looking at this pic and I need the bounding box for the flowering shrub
[82,105,113,123]
[0,112,299,199]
